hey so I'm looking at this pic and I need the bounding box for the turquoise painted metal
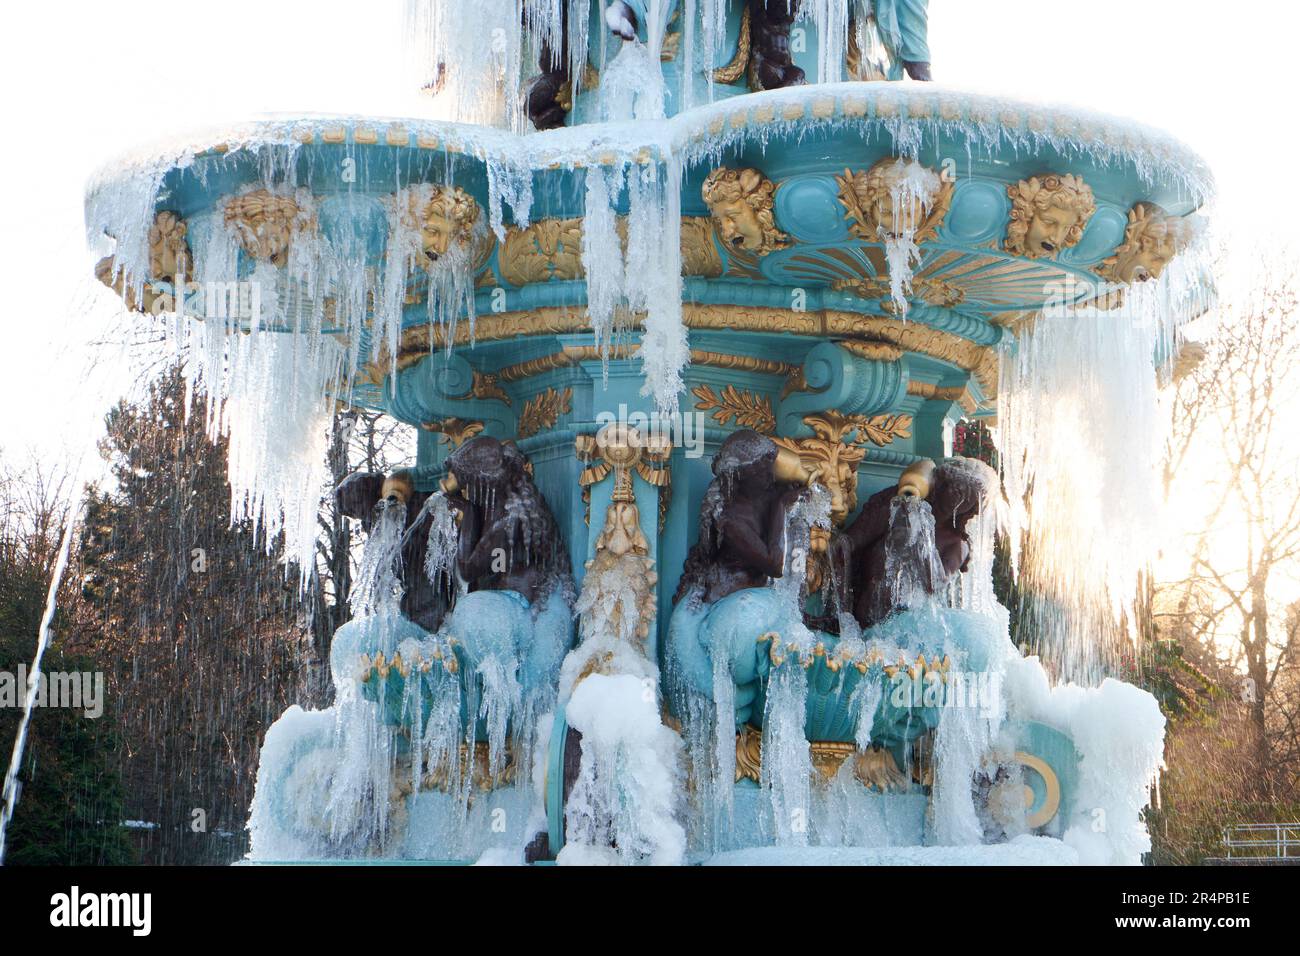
[86,2,1213,861]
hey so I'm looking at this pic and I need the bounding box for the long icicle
[0,493,84,863]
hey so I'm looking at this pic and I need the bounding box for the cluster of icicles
[997,240,1216,682]
[84,0,1216,702]
[281,495,545,858]
[405,0,891,131]
[89,126,689,586]
[85,82,1213,608]
[671,482,1015,855]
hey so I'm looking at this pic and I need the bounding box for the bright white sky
[0,0,1293,466]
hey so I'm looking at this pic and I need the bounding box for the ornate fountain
[87,1,1211,864]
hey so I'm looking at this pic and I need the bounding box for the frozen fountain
[86,1,1212,865]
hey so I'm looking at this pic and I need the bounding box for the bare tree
[1159,256,1300,790]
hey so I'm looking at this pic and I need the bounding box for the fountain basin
[91,77,1201,866]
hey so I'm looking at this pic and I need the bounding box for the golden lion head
[408,185,481,262]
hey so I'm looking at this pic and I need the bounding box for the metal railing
[1220,823,1300,861]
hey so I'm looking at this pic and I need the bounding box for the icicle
[997,271,1174,682]
[352,503,407,618]
[626,159,688,416]
[802,0,850,84]
[761,662,812,846]
[422,492,464,593]
[581,163,627,373]
[879,159,942,316]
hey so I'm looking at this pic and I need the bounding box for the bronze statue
[335,469,451,632]
[843,456,998,626]
[440,436,572,605]
[527,2,572,130]
[674,429,809,606]
[335,437,571,630]
[748,0,806,90]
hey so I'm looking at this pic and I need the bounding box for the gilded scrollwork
[499,217,585,286]
[734,725,903,788]
[692,383,777,434]
[735,725,763,783]
[418,417,486,447]
[470,369,510,405]
[770,409,911,594]
[712,4,751,83]
[516,386,573,439]
[831,275,965,309]
[370,304,999,400]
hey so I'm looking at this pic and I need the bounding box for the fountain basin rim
[85,82,1214,217]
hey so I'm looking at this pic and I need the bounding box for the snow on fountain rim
[85,82,1214,224]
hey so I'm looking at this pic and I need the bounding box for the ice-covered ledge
[87,82,1213,426]
[88,82,1213,229]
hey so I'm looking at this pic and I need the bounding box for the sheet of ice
[757,484,832,845]
[997,285,1170,681]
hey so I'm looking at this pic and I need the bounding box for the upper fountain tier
[88,2,1213,421]
[88,79,1213,409]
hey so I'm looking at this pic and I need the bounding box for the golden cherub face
[1094,204,1193,286]
[1006,174,1095,260]
[1023,199,1084,258]
[701,167,787,256]
[709,196,765,252]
